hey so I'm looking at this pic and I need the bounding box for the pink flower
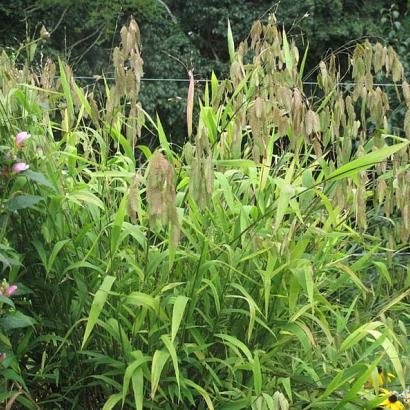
[15,131,31,148]
[0,284,17,297]
[11,162,29,174]
[4,285,17,297]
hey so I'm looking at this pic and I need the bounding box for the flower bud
[12,162,29,174]
[15,131,31,148]
[40,25,50,41]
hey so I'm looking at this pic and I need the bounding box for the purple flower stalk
[12,162,29,174]
[15,132,31,148]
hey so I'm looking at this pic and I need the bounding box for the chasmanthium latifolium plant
[0,14,409,410]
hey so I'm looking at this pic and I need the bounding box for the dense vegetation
[0,7,409,410]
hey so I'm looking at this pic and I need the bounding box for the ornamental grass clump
[0,12,409,410]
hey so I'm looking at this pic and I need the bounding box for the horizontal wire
[349,252,410,258]
[303,81,402,88]
[71,76,404,87]
[73,76,204,82]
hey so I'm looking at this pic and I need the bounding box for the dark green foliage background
[1,0,409,139]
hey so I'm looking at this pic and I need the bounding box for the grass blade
[227,19,235,64]
[171,295,189,343]
[327,142,408,181]
[82,275,115,348]
[151,349,170,399]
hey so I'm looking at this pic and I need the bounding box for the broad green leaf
[160,282,185,294]
[216,333,253,362]
[82,275,115,348]
[125,292,159,313]
[151,349,170,399]
[327,142,408,181]
[215,172,235,212]
[367,329,405,388]
[0,295,15,308]
[335,263,368,294]
[202,279,220,315]
[6,195,43,211]
[0,311,36,331]
[282,29,293,72]
[340,321,383,351]
[69,191,104,209]
[58,58,74,121]
[122,353,149,409]
[136,144,152,160]
[74,82,92,117]
[282,322,314,351]
[274,178,293,231]
[46,239,70,274]
[122,223,146,248]
[106,124,135,165]
[273,391,290,410]
[211,71,218,102]
[131,367,144,410]
[229,283,261,342]
[91,375,122,391]
[161,334,181,397]
[183,378,215,410]
[24,170,55,190]
[297,43,309,82]
[333,356,381,410]
[262,393,275,410]
[157,115,173,162]
[319,369,347,400]
[0,252,20,268]
[171,295,189,343]
[280,377,292,403]
[63,261,105,276]
[102,393,122,410]
[202,107,217,143]
[378,287,410,316]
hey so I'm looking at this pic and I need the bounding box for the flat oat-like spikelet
[146,152,178,230]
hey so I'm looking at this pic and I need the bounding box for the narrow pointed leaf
[82,276,115,348]
[171,295,189,343]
